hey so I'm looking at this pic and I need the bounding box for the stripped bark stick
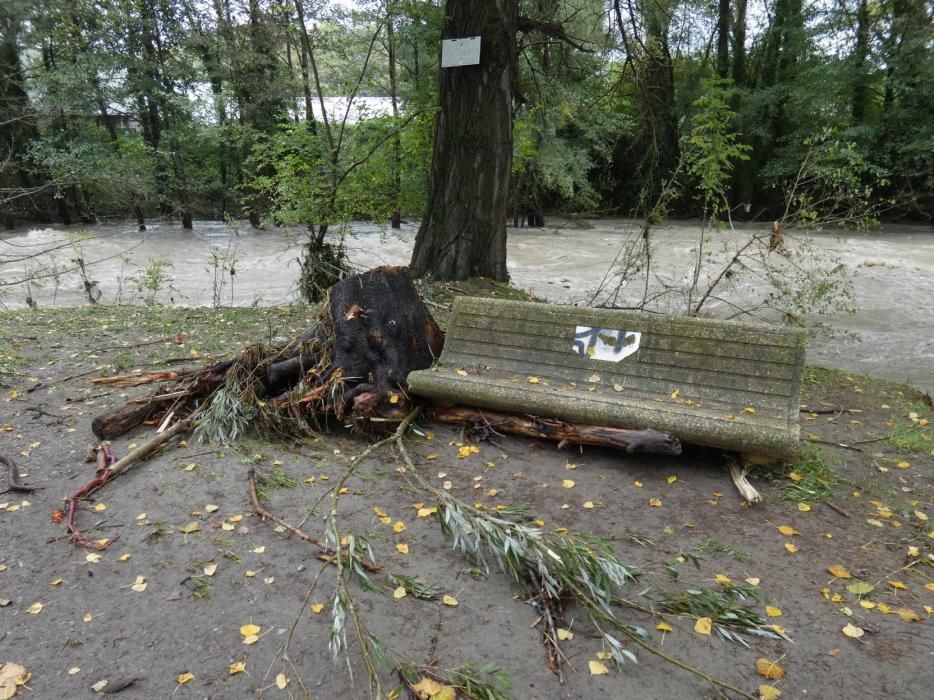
[430,406,681,455]
[246,468,382,574]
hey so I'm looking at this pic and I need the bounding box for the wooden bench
[407,297,807,458]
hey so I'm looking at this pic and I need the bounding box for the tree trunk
[386,1,402,229]
[851,0,870,123]
[409,0,516,281]
[716,0,730,78]
[732,0,747,86]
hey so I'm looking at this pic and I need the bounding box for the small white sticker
[573,326,641,362]
[441,36,482,67]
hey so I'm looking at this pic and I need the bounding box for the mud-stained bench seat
[407,297,807,458]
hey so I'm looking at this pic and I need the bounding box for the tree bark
[716,0,730,78]
[409,0,516,281]
[323,266,445,418]
[732,0,747,86]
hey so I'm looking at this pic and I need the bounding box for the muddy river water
[2,218,932,394]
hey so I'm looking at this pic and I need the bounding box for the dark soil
[1,296,932,699]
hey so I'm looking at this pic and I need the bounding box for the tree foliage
[0,0,930,236]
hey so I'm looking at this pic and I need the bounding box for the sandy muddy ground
[1,299,932,699]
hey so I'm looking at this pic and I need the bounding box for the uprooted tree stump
[92,266,445,440]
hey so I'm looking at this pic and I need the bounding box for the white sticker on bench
[573,327,641,362]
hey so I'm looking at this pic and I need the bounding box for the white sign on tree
[441,36,481,67]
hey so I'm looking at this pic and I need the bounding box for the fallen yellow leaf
[826,564,852,579]
[310,603,324,614]
[759,684,782,700]
[746,577,761,586]
[715,574,732,585]
[228,661,246,675]
[798,503,812,512]
[588,660,609,676]
[694,617,712,635]
[130,575,147,593]
[442,595,459,607]
[393,520,407,533]
[784,543,798,553]
[83,612,92,622]
[411,677,445,698]
[841,622,864,639]
[896,607,920,622]
[562,479,575,488]
[275,673,289,689]
[242,635,259,645]
[766,606,783,618]
[240,623,261,637]
[26,602,43,615]
[656,622,673,632]
[666,475,677,484]
[649,497,662,507]
[755,657,785,680]
[396,543,409,554]
[179,522,200,534]
[556,628,574,640]
[777,525,799,536]
[203,563,217,576]
[393,586,407,599]
[582,501,594,509]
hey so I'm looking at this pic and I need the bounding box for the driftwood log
[430,406,682,455]
[91,266,444,439]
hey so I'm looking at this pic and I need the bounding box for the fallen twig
[1,452,39,494]
[89,370,195,388]
[62,416,196,548]
[246,468,382,574]
[390,423,757,699]
[823,500,850,518]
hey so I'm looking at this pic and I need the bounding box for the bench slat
[455,299,805,348]
[449,325,799,382]
[411,371,797,455]
[445,349,793,415]
[454,314,803,365]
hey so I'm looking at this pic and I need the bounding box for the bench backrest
[408,297,808,457]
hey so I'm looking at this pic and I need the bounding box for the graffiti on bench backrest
[572,326,641,362]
